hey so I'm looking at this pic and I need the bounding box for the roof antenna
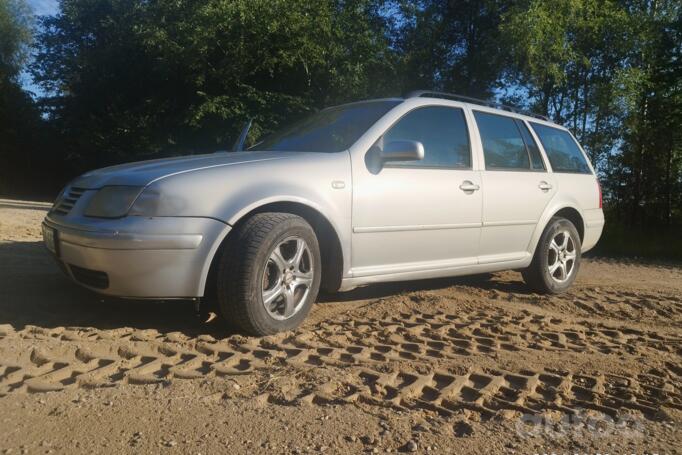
[232,119,253,152]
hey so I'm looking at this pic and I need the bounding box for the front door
[351,105,482,277]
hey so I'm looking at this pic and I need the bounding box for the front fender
[226,194,343,235]
[139,151,353,283]
[223,192,351,280]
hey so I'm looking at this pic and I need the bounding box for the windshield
[251,100,401,153]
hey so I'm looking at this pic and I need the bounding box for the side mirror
[380,140,425,162]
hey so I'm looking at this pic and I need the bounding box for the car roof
[325,93,564,130]
[404,90,549,120]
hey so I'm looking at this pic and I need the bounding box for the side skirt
[338,254,532,292]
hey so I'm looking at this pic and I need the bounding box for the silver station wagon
[43,91,605,335]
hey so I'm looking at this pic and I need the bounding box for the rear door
[471,110,556,262]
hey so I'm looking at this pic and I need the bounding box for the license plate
[42,224,59,257]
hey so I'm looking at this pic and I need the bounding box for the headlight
[128,187,162,216]
[129,187,187,216]
[84,186,144,218]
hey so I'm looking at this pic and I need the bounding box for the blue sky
[21,0,59,95]
[28,0,59,16]
[19,0,59,96]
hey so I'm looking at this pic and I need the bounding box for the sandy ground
[0,198,680,454]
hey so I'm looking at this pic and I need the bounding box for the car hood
[70,151,293,189]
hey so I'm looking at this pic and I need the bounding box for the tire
[522,216,581,294]
[217,212,321,336]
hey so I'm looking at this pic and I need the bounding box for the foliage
[606,0,682,227]
[502,0,630,170]
[0,0,52,196]
[0,0,33,82]
[395,0,509,98]
[503,0,681,228]
[29,0,399,167]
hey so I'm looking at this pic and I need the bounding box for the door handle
[459,181,480,192]
[538,181,553,191]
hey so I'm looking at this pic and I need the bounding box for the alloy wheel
[261,236,313,320]
[547,230,576,283]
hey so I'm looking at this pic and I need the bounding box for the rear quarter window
[530,123,592,174]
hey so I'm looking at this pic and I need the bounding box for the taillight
[597,180,603,209]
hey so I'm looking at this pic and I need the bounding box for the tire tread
[522,216,581,294]
[217,213,315,335]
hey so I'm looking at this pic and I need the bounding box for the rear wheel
[217,213,321,335]
[522,216,581,294]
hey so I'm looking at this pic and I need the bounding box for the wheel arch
[203,199,345,299]
[528,203,586,257]
[553,207,585,242]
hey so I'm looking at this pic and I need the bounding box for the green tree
[503,0,681,234]
[0,0,32,82]
[31,0,399,166]
[0,0,51,196]
[609,0,682,226]
[502,0,631,170]
[396,0,510,98]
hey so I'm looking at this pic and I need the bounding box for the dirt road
[1,198,680,454]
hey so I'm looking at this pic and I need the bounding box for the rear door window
[530,123,592,174]
[474,111,531,170]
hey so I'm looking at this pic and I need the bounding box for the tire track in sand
[1,307,681,420]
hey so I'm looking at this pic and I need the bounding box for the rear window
[530,123,592,174]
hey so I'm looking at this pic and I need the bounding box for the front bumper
[43,215,230,298]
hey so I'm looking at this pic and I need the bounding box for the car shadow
[318,272,531,303]
[0,240,531,337]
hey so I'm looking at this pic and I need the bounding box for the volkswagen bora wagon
[43,91,604,335]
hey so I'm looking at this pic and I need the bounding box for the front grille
[52,187,86,216]
[69,264,109,289]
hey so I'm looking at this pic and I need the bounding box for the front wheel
[217,213,321,335]
[522,217,581,294]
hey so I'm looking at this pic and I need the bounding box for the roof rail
[404,90,550,121]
